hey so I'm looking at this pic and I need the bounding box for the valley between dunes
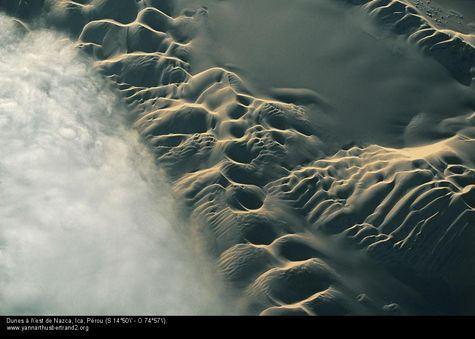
[1,0,474,315]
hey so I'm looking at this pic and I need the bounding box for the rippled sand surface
[1,0,474,315]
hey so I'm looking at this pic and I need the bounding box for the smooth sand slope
[1,0,474,315]
[181,0,475,148]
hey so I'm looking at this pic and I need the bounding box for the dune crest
[1,0,474,315]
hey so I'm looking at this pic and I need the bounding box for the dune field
[0,0,474,315]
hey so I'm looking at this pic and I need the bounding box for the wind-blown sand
[0,0,474,315]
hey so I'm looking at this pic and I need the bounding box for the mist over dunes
[0,0,474,315]
[0,14,229,315]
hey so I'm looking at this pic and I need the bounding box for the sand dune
[0,13,230,315]
[0,0,474,315]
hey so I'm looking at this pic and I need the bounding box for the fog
[0,15,228,315]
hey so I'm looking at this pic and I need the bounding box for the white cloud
[0,14,229,315]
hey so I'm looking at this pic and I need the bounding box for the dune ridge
[338,0,475,86]
[1,0,474,314]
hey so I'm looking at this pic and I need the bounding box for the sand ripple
[1,0,474,314]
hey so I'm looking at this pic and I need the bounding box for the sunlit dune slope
[1,0,474,315]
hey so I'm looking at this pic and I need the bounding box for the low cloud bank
[0,15,229,315]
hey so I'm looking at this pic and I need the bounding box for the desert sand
[0,0,474,315]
